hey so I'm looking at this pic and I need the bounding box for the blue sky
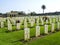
[0,0,60,13]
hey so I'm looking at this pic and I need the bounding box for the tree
[28,12,36,16]
[41,5,46,14]
[18,11,26,15]
[0,13,2,15]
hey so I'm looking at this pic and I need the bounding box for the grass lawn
[25,31,60,45]
[0,18,59,45]
[0,22,59,45]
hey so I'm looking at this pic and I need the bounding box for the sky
[0,0,60,13]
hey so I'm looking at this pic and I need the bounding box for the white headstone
[16,23,20,30]
[13,20,16,25]
[24,18,27,28]
[31,19,34,27]
[44,24,48,34]
[1,21,4,28]
[8,19,12,31]
[36,18,39,26]
[51,23,54,32]
[24,28,30,40]
[36,26,40,37]
[41,18,44,25]
[57,22,60,29]
[46,20,48,24]
[31,21,34,27]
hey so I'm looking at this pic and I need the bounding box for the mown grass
[0,18,59,45]
[25,31,60,45]
[0,22,59,45]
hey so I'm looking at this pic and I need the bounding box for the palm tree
[41,5,46,14]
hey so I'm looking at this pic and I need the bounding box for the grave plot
[0,16,60,45]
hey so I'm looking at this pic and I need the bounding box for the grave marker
[8,19,12,31]
[46,20,48,24]
[1,21,4,28]
[24,28,30,40]
[24,18,27,28]
[57,22,60,30]
[16,23,20,30]
[51,23,54,32]
[44,24,48,34]
[36,26,40,37]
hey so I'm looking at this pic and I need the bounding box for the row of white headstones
[0,16,60,41]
